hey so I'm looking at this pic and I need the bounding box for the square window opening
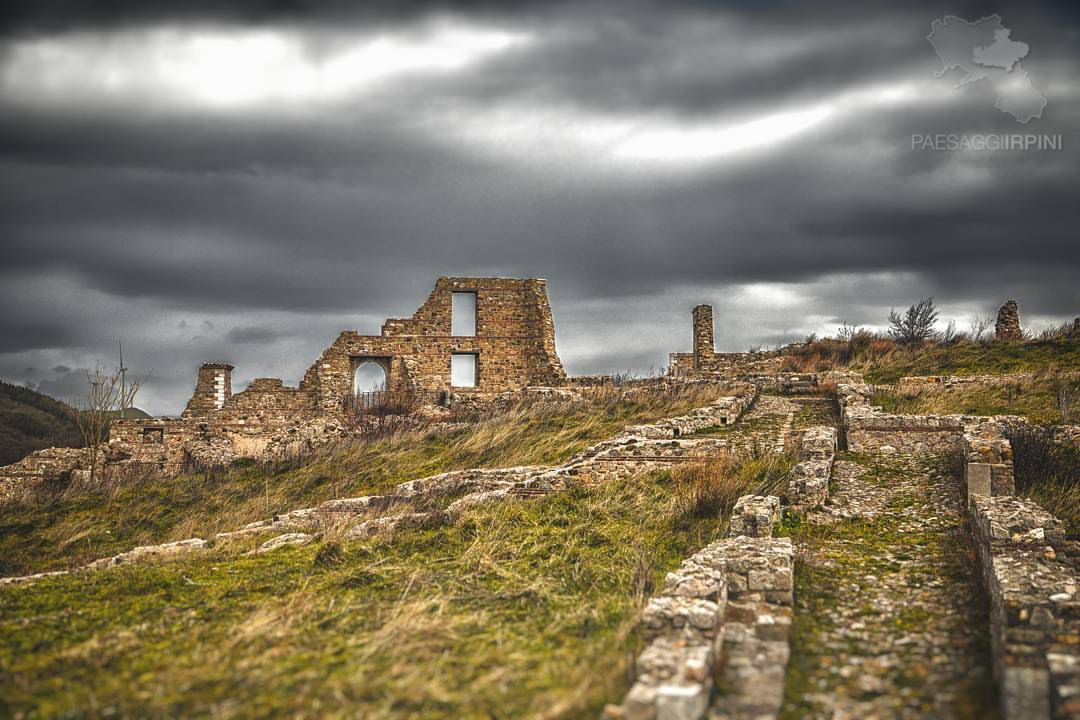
[451,353,477,388]
[451,292,477,336]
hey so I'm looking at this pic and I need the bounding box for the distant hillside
[0,381,83,466]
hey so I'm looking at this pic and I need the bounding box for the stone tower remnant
[183,362,233,417]
[692,304,716,368]
[994,300,1022,341]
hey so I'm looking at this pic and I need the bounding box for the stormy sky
[1,0,1078,415]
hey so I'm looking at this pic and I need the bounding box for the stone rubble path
[782,452,999,720]
[711,394,801,456]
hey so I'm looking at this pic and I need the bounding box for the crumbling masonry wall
[13,276,568,483]
[670,304,787,379]
[300,277,565,411]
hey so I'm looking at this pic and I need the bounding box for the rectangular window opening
[451,292,477,336]
[451,353,477,388]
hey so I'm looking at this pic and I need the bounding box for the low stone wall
[624,386,758,438]
[729,495,780,538]
[0,447,88,504]
[960,423,1016,504]
[3,386,763,584]
[896,371,1080,396]
[898,373,1038,393]
[710,534,793,720]
[607,491,793,720]
[838,380,1014,456]
[969,495,1080,720]
[784,426,837,512]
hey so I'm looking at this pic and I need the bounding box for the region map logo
[928,14,1046,123]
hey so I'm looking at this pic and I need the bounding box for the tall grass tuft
[670,449,796,520]
[1008,426,1080,538]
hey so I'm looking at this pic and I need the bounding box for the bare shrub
[941,320,965,344]
[888,298,940,344]
[970,316,993,344]
[68,366,143,484]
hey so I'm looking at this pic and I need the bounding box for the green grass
[1008,427,1080,540]
[0,385,732,577]
[870,379,1069,425]
[780,454,999,720]
[790,397,840,430]
[854,338,1080,384]
[0,455,783,720]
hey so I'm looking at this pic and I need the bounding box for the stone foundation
[969,495,1080,720]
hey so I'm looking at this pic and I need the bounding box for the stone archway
[353,359,389,394]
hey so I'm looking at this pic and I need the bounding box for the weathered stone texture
[183,362,234,417]
[961,424,1016,503]
[608,530,793,720]
[970,495,1080,720]
[710,536,794,720]
[996,299,1024,341]
[783,426,837,512]
[0,447,88,504]
[0,277,575,499]
[728,495,780,538]
[692,304,716,368]
[305,277,565,411]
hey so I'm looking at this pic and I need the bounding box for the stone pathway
[696,394,801,456]
[782,452,999,719]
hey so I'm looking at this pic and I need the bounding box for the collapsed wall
[836,376,1080,719]
[300,277,565,411]
[0,277,570,497]
[668,304,787,379]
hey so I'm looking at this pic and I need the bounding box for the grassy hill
[0,381,83,467]
[0,385,735,576]
[0,384,796,719]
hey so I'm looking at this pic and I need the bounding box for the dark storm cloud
[34,367,91,401]
[0,0,1077,412]
[0,0,559,35]
[225,325,280,343]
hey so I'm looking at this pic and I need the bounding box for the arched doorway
[354,361,387,394]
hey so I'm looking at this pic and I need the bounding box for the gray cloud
[225,325,280,343]
[0,0,1077,414]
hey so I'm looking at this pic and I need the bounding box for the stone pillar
[995,300,1023,341]
[183,362,233,417]
[693,304,715,368]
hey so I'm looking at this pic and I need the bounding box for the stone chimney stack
[994,300,1023,341]
[183,362,234,417]
[693,304,716,366]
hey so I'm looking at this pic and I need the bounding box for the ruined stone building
[107,277,566,472]
[669,304,784,379]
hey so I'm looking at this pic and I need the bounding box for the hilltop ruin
[1,277,568,496]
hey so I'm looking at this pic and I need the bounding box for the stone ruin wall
[301,278,563,411]
[669,303,787,380]
[996,299,1023,341]
[124,277,564,469]
[0,277,570,495]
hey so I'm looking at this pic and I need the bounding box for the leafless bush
[969,316,993,344]
[1039,322,1080,341]
[68,366,143,483]
[941,320,964,344]
[888,298,939,344]
[1052,374,1079,424]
